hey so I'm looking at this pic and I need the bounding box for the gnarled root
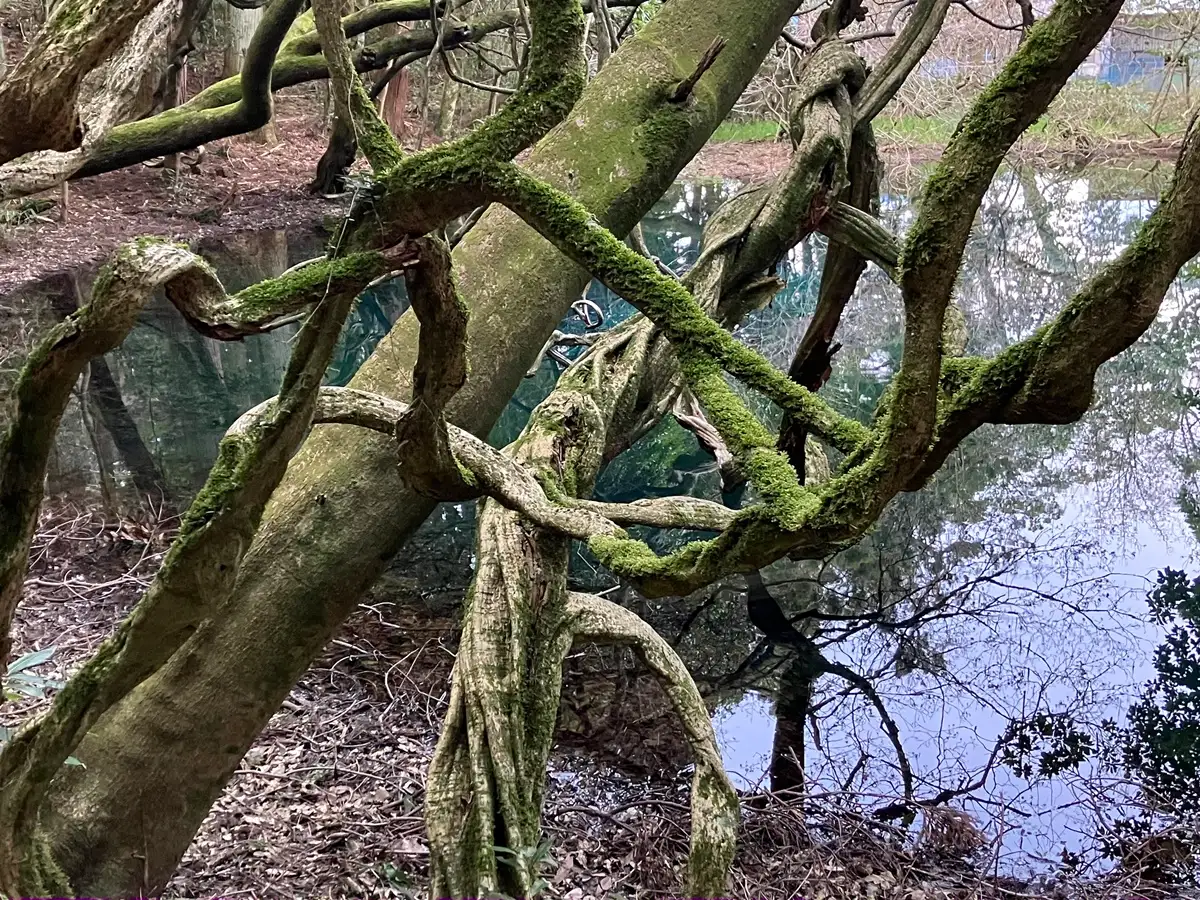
[425,499,575,898]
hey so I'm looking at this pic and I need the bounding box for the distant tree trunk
[380,67,410,141]
[312,0,383,193]
[311,114,356,194]
[436,72,460,138]
[769,655,812,794]
[223,3,276,144]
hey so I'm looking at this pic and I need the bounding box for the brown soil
[6,503,1168,900]
[0,99,344,292]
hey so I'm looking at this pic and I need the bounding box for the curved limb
[0,237,387,680]
[0,0,187,199]
[0,228,386,894]
[567,591,739,897]
[312,0,404,173]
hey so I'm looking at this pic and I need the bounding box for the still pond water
[9,163,1200,876]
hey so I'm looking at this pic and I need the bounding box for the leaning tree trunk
[43,3,802,894]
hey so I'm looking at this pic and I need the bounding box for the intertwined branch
[5,0,1200,896]
[0,0,648,198]
[0,235,417,894]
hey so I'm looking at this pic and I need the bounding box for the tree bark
[44,2,801,894]
[310,112,358,193]
[381,65,410,139]
[0,0,163,162]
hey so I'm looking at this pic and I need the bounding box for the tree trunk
[381,66,410,141]
[425,320,738,895]
[769,655,813,794]
[44,3,802,893]
[436,71,460,138]
[0,0,162,163]
[311,114,357,194]
[223,3,276,144]
[221,3,259,78]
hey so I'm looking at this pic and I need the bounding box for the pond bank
[0,106,342,292]
[0,126,1185,292]
[8,503,1184,900]
[683,134,1184,185]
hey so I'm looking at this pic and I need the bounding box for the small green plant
[4,646,63,701]
[491,839,555,898]
[376,861,416,893]
[2,647,84,767]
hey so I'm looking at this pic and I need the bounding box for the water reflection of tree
[318,164,1200,869]
[24,228,424,503]
[551,163,1200,868]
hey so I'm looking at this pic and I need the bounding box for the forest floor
[5,502,1191,900]
[0,98,344,292]
[0,107,1186,292]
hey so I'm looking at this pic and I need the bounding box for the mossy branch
[357,0,586,244]
[567,591,739,896]
[312,0,403,174]
[885,0,1125,479]
[901,110,1200,492]
[0,238,383,683]
[65,0,309,179]
[483,163,870,449]
[67,0,585,187]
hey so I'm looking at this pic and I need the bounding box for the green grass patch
[874,114,960,145]
[711,120,780,142]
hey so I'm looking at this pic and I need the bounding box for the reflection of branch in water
[87,357,171,507]
[742,568,915,803]
[45,272,172,508]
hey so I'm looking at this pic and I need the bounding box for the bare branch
[816,200,900,279]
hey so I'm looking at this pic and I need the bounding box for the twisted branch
[0,233,396,895]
